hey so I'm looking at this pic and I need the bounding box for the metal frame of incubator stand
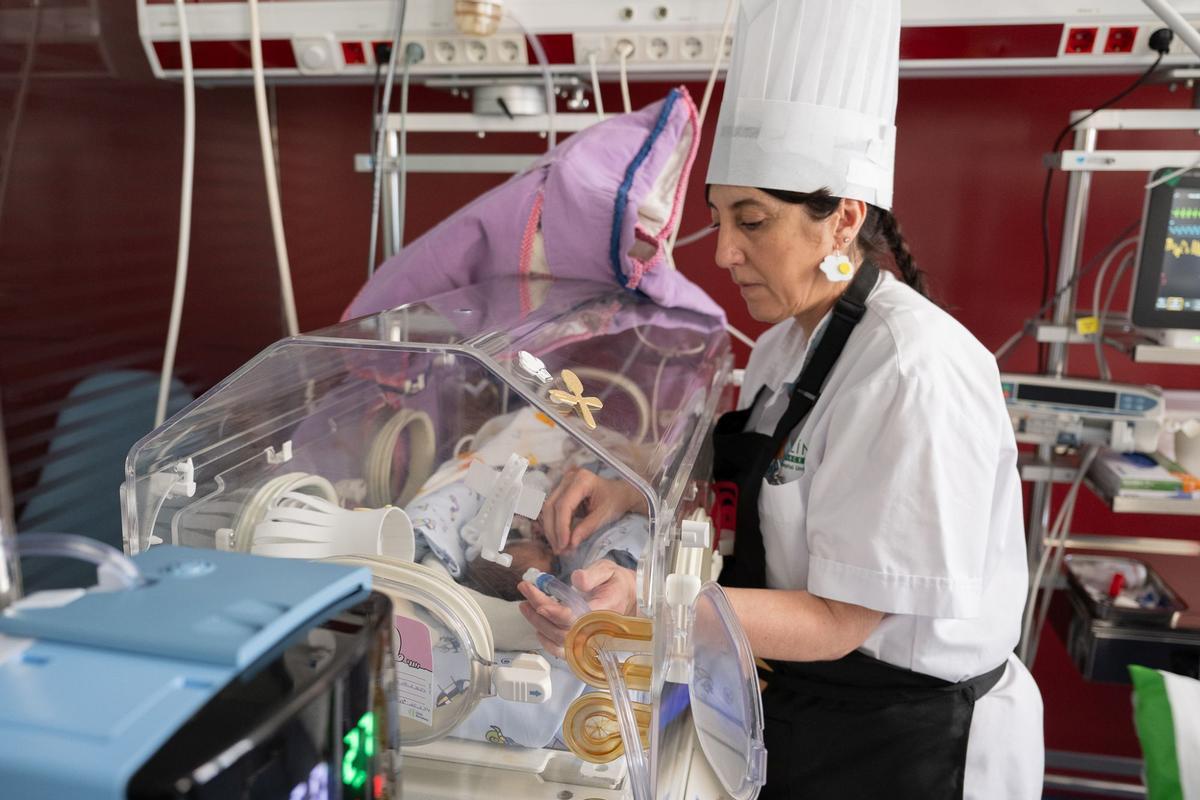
[1031,106,1200,799]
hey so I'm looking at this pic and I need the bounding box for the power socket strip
[1060,22,1190,57]
[400,34,528,67]
[573,30,731,66]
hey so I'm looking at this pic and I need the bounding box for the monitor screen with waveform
[1159,189,1200,313]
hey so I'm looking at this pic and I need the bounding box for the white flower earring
[819,237,854,283]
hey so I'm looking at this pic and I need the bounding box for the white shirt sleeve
[804,370,1001,619]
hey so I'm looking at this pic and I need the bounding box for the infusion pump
[1001,374,1164,453]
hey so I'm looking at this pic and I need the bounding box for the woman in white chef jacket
[518,2,1044,797]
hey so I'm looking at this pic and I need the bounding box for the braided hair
[760,187,929,297]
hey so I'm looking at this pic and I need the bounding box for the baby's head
[460,537,560,601]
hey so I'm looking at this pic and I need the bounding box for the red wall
[2,28,1198,765]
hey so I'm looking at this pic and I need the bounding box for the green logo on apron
[782,441,807,471]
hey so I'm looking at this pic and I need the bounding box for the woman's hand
[517,560,639,657]
[541,467,644,556]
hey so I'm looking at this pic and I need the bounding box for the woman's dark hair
[760,187,929,297]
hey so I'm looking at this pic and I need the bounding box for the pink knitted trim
[518,188,545,314]
[623,88,700,291]
[625,226,659,290]
[519,188,545,276]
[660,89,701,244]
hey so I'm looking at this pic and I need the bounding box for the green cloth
[1130,665,1183,800]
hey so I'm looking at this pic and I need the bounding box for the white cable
[1090,247,1135,381]
[1025,486,1078,664]
[992,228,1137,364]
[248,0,299,336]
[1089,237,1132,379]
[396,50,414,249]
[674,224,717,249]
[699,0,737,128]
[650,358,667,442]
[1029,482,1083,666]
[0,0,40,246]
[666,0,737,255]
[617,44,633,114]
[155,0,196,428]
[992,326,1029,363]
[725,322,756,349]
[506,12,556,151]
[587,51,605,119]
[1020,498,1069,663]
[1100,252,1137,336]
[1146,160,1200,190]
[1019,445,1098,666]
[1093,253,1136,382]
[368,0,408,276]
[1089,239,1137,379]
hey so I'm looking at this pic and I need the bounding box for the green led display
[342,710,375,790]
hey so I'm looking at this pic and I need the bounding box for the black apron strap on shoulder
[770,261,879,443]
[714,386,769,435]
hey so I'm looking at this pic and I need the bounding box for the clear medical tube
[523,568,590,620]
[598,647,651,800]
[0,531,18,612]
[0,403,19,611]
[16,533,144,590]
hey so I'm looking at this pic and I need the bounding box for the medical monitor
[1133,168,1200,331]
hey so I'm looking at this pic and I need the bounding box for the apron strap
[761,650,1007,703]
[769,261,879,446]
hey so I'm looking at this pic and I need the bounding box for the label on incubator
[394,614,435,727]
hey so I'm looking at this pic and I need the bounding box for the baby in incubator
[405,406,647,604]
[400,406,649,750]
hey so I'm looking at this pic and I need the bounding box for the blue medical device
[0,545,395,799]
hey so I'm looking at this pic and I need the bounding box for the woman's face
[707,185,863,325]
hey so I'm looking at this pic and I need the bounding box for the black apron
[711,262,1006,799]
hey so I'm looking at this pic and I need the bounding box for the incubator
[122,277,766,799]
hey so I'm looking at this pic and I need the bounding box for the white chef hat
[706,0,901,210]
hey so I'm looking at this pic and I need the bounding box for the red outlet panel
[1104,26,1138,53]
[1065,26,1099,54]
[342,42,367,65]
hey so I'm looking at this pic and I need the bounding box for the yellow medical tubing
[564,610,654,690]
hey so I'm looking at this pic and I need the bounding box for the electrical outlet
[431,39,461,64]
[611,36,637,60]
[404,35,525,67]
[464,38,489,64]
[1104,25,1138,53]
[1169,24,1200,55]
[494,36,526,65]
[369,39,427,66]
[1064,26,1099,55]
[642,33,673,61]
[573,30,731,65]
[679,33,706,60]
[574,34,599,61]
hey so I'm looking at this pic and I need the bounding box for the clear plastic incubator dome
[123,277,765,800]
